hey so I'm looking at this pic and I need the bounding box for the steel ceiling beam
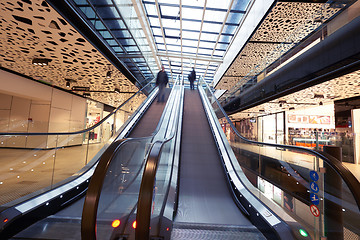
[180,0,183,75]
[155,0,174,80]
[194,0,207,71]
[204,0,235,80]
[156,52,223,63]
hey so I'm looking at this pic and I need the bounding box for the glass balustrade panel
[95,137,152,239]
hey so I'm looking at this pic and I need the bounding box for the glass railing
[200,78,360,240]
[81,76,183,239]
[234,124,356,164]
[82,137,152,240]
[0,80,155,207]
[136,83,183,239]
[220,0,354,103]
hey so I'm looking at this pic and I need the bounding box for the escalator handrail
[81,137,149,240]
[135,85,184,240]
[200,78,360,211]
[0,79,155,136]
[81,78,182,240]
[136,140,170,240]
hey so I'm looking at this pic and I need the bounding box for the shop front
[85,100,115,144]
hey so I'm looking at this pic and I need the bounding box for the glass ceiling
[72,0,157,84]
[143,0,251,84]
[70,0,252,85]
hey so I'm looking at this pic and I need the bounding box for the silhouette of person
[188,67,196,90]
[156,65,168,103]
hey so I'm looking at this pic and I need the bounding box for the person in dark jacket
[188,67,196,90]
[156,65,169,102]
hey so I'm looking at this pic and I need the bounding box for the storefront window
[85,100,104,144]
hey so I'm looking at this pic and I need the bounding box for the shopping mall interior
[0,0,360,239]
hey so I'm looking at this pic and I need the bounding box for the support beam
[157,52,223,63]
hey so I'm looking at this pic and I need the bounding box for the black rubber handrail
[81,137,150,240]
[0,79,155,136]
[81,78,182,240]
[136,140,166,240]
[201,79,360,211]
[135,85,183,240]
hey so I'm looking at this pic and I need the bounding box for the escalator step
[171,223,266,240]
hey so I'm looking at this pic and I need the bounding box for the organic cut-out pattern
[0,0,143,107]
[216,2,339,91]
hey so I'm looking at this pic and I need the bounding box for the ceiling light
[114,88,120,93]
[83,92,91,97]
[66,81,70,88]
[32,58,52,66]
[106,71,112,78]
[72,86,90,91]
[313,94,324,98]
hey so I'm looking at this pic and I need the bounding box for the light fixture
[313,94,324,98]
[106,71,112,78]
[83,92,91,97]
[299,229,308,237]
[72,86,90,91]
[64,78,77,88]
[32,58,52,66]
[114,88,120,93]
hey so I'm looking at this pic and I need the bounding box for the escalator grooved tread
[171,222,266,240]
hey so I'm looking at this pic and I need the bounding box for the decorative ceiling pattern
[230,69,360,120]
[216,1,340,90]
[0,0,143,107]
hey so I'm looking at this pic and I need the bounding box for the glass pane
[198,77,360,240]
[206,0,231,10]
[182,8,203,21]
[204,10,226,22]
[160,5,179,16]
[96,138,152,239]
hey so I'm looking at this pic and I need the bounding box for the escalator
[133,78,360,240]
[76,77,359,239]
[171,89,264,239]
[8,90,171,240]
[80,81,292,239]
[0,80,173,239]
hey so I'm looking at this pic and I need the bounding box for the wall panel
[9,97,31,133]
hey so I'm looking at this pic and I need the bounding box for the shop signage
[310,205,320,217]
[288,114,331,124]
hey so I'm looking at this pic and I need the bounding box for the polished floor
[0,143,104,205]
[1,137,359,206]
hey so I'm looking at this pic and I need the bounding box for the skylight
[142,0,250,84]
